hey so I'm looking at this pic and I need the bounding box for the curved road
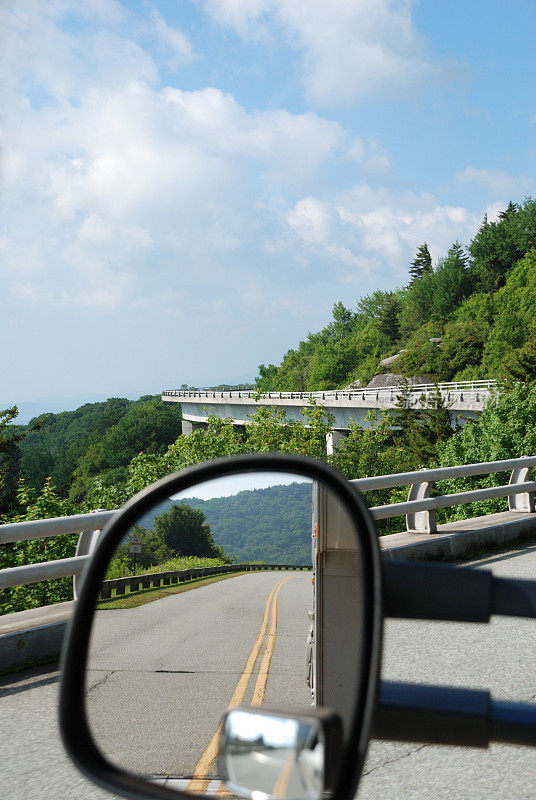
[1,543,535,799]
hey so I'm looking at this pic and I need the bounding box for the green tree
[390,384,453,464]
[376,293,402,343]
[154,504,224,558]
[0,479,77,614]
[430,242,470,319]
[307,339,358,389]
[480,249,536,375]
[330,413,415,533]
[435,319,489,380]
[398,272,437,336]
[330,301,355,338]
[437,381,536,519]
[409,243,433,283]
[503,319,536,381]
[255,364,279,392]
[110,523,173,574]
[0,406,48,517]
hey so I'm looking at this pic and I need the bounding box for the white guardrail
[0,452,534,592]
[162,380,497,402]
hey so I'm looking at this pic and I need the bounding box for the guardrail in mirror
[98,564,311,600]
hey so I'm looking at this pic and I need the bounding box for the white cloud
[287,198,334,245]
[456,166,535,197]
[3,0,402,315]
[202,0,440,105]
[345,137,390,173]
[0,63,363,312]
[287,185,480,280]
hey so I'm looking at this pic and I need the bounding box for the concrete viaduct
[162,380,497,450]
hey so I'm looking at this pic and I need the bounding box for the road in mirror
[84,470,366,798]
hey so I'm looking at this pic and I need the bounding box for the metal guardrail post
[508,464,536,512]
[406,471,437,534]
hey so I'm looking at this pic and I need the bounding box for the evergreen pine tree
[478,212,488,232]
[446,240,469,268]
[377,294,401,343]
[391,384,453,464]
[499,201,517,220]
[409,243,433,283]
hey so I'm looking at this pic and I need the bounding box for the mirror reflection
[221,708,327,800]
[85,470,365,797]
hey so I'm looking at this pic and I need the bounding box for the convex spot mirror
[60,454,382,800]
[220,706,343,800]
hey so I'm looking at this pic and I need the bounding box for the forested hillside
[256,199,536,391]
[1,396,182,517]
[179,482,312,564]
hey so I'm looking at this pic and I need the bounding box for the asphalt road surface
[1,543,535,799]
[85,571,311,779]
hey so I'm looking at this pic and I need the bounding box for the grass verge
[96,571,250,610]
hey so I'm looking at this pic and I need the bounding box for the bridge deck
[163,387,492,413]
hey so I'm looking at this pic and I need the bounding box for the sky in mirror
[172,473,312,501]
[2,1,534,401]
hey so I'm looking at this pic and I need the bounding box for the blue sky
[1,1,535,411]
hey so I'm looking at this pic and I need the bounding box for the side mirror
[59,454,382,800]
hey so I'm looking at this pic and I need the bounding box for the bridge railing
[354,455,536,534]
[1,453,534,596]
[162,379,497,403]
[0,511,115,595]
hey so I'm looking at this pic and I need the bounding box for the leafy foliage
[0,480,77,614]
[107,503,225,578]
[0,406,48,517]
[436,382,536,519]
[17,396,182,505]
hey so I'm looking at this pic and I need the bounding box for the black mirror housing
[59,453,383,800]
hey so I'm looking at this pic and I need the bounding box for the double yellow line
[187,575,293,794]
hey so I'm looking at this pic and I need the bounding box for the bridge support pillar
[508,465,536,512]
[182,419,194,436]
[326,429,349,456]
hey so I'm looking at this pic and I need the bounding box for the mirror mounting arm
[384,560,536,622]
[373,682,536,748]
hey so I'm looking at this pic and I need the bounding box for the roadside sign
[129,535,142,555]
